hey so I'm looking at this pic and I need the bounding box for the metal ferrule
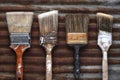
[97,30,112,52]
[40,32,57,45]
[10,33,30,45]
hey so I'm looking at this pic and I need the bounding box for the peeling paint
[17,63,22,76]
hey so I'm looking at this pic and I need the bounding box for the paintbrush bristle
[38,10,58,35]
[97,13,113,32]
[6,12,34,33]
[66,14,89,33]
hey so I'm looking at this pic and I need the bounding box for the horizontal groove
[0,0,119,5]
[0,5,119,14]
[0,65,120,74]
[0,47,120,57]
[0,13,120,22]
[0,65,101,73]
[0,56,120,65]
[0,73,45,80]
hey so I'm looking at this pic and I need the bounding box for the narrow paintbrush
[66,14,89,80]
[38,10,58,80]
[6,12,34,80]
[97,13,113,80]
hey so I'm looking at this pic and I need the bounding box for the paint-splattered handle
[10,45,30,80]
[46,53,52,80]
[44,44,54,80]
[102,51,108,80]
[16,56,23,80]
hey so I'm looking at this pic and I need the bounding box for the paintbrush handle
[74,45,85,80]
[74,45,80,80]
[97,31,112,80]
[10,45,29,80]
[16,54,23,80]
[44,44,54,80]
[102,51,108,80]
[46,54,52,80]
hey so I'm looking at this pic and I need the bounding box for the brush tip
[38,10,58,35]
[97,13,113,32]
[38,10,58,18]
[97,13,113,19]
[6,12,34,33]
[6,12,34,15]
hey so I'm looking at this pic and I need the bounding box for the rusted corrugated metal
[0,0,120,80]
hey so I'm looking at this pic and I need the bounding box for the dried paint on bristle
[97,13,113,32]
[38,10,58,35]
[6,12,34,33]
[66,14,89,44]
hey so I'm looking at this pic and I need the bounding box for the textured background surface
[0,0,120,80]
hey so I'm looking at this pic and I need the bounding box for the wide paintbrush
[38,10,58,80]
[97,13,113,80]
[6,12,33,80]
[66,14,89,80]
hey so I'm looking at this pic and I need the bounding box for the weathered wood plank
[0,5,120,14]
[0,0,120,5]
[0,56,120,65]
[0,46,120,57]
[1,65,120,74]
[0,1,120,80]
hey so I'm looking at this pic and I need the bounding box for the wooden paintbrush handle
[44,44,54,80]
[102,51,108,80]
[46,54,52,80]
[10,45,30,80]
[16,54,23,80]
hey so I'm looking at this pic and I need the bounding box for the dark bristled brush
[97,13,113,80]
[6,12,33,80]
[66,14,89,80]
[38,10,58,80]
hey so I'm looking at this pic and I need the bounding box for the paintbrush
[6,12,34,80]
[97,13,113,80]
[66,14,89,80]
[38,10,58,80]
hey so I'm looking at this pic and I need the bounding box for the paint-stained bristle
[66,14,89,33]
[97,13,113,32]
[38,10,58,35]
[6,12,34,33]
